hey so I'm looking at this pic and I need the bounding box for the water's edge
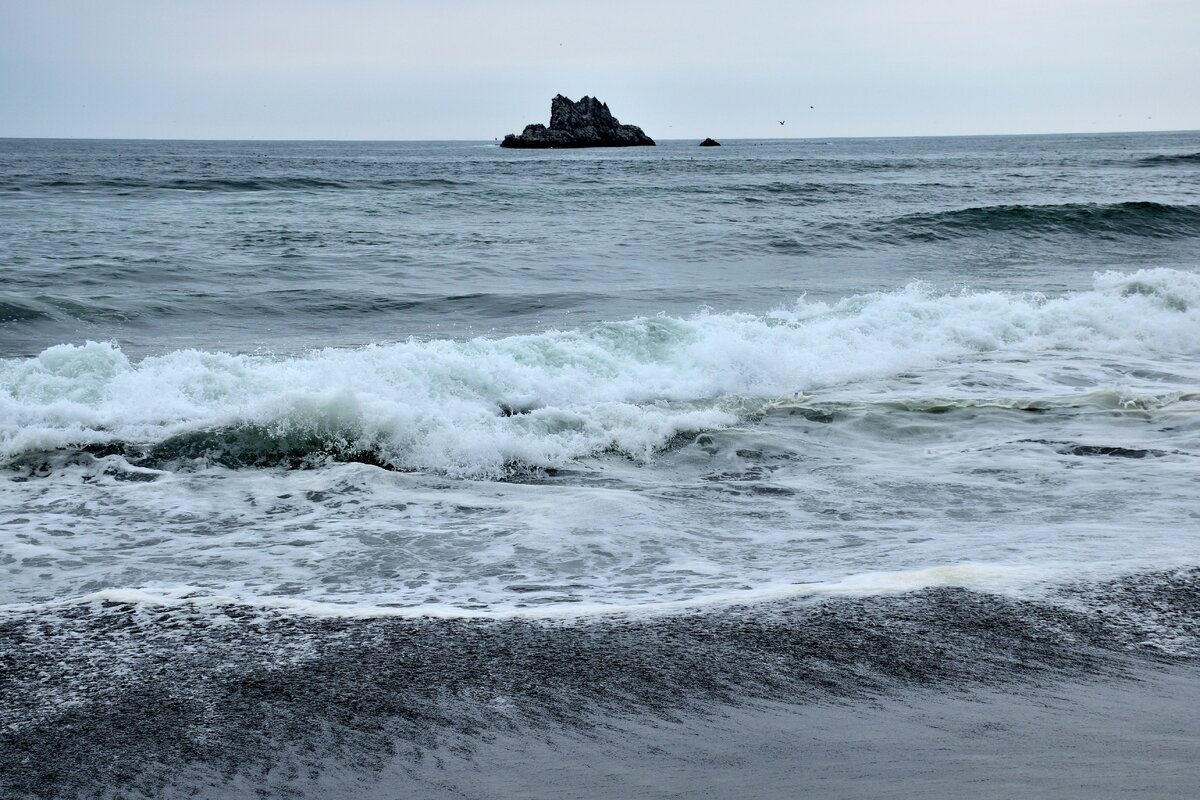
[2,568,1196,799]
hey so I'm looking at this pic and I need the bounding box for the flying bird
[778,120,785,125]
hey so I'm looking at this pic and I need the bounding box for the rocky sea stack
[500,95,655,149]
[700,138,721,147]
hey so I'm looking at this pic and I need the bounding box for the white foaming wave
[2,268,1197,476]
[0,563,1058,620]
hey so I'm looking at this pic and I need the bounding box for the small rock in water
[700,138,721,147]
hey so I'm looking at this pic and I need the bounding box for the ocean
[2,132,1199,798]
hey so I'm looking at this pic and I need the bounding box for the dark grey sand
[387,668,1200,800]
[2,570,1198,799]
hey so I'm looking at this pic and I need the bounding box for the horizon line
[1,128,1196,144]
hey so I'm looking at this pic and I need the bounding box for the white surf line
[0,563,1065,622]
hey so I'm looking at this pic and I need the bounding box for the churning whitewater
[4,269,1196,474]
[3,268,1198,614]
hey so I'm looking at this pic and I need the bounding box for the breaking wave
[2,269,1198,477]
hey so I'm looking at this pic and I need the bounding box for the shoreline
[3,570,1197,798]
[389,665,1200,800]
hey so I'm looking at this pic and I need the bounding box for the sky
[1,0,1197,140]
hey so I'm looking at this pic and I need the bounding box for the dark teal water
[2,131,1200,614]
[3,133,1198,357]
[2,132,1200,800]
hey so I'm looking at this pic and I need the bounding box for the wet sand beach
[4,570,1197,798]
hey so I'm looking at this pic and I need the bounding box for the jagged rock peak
[500,95,655,149]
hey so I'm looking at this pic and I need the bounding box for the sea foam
[2,269,1197,477]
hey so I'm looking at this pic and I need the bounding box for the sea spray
[3,269,1197,475]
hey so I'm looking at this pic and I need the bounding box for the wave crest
[881,202,1200,241]
[3,269,1198,476]
[1137,152,1200,165]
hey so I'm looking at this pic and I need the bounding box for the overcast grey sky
[1,0,1196,140]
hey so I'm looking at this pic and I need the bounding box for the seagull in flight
[778,120,785,125]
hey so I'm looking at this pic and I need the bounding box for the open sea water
[2,133,1199,798]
